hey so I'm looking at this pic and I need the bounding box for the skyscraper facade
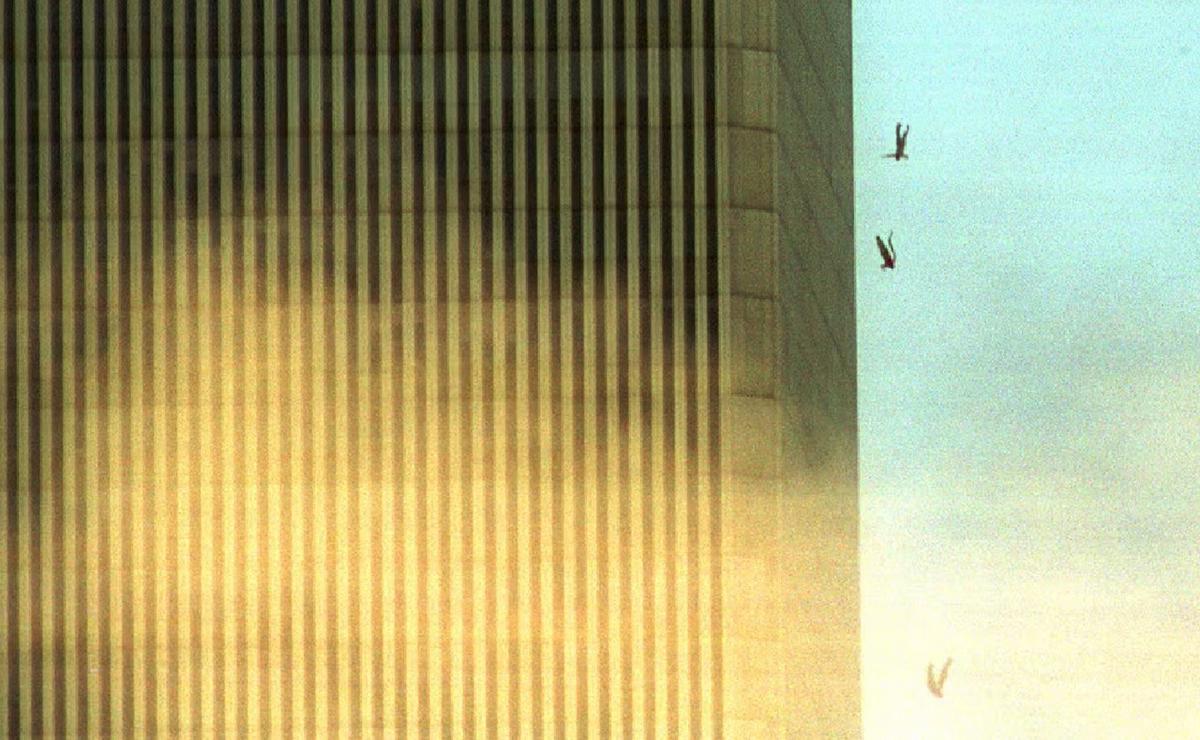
[0,0,855,736]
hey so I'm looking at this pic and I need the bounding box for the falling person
[875,232,897,270]
[884,122,910,160]
[927,657,952,698]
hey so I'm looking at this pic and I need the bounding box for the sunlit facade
[0,0,854,736]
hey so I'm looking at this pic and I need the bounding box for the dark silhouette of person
[884,122,910,160]
[875,232,897,269]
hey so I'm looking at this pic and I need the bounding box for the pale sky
[854,2,1200,736]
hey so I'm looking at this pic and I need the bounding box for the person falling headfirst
[884,122,910,160]
[875,231,897,270]
[927,658,952,699]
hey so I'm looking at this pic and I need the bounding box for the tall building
[0,0,855,736]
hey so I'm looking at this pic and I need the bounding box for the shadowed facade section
[717,0,859,735]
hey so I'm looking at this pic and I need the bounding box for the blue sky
[853,2,1200,736]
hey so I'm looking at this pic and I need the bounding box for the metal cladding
[1,0,860,735]
[0,0,733,736]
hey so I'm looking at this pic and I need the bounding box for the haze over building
[0,0,855,735]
